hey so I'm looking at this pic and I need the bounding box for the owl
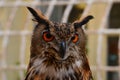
[25,7,94,80]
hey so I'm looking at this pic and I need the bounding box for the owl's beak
[59,41,66,58]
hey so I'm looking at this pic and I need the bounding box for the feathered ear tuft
[74,15,94,29]
[27,7,49,24]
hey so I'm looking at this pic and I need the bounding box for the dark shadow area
[107,3,120,80]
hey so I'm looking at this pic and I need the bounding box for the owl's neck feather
[26,55,92,80]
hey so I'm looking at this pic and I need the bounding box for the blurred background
[0,0,120,80]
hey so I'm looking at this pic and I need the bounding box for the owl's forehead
[50,22,74,38]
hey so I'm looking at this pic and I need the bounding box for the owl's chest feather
[26,58,92,80]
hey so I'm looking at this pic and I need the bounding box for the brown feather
[25,7,93,80]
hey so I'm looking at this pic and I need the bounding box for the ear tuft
[27,7,48,24]
[27,7,40,21]
[74,15,94,29]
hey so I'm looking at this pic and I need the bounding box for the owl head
[26,7,94,80]
[27,7,93,61]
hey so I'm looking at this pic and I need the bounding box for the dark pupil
[46,33,52,38]
[71,36,75,40]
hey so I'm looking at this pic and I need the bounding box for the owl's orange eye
[42,31,54,42]
[71,34,79,43]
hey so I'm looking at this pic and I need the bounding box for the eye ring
[42,31,54,42]
[71,34,79,43]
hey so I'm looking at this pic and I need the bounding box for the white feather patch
[75,60,82,67]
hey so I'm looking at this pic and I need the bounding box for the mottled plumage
[25,7,93,80]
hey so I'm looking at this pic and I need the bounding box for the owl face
[32,22,85,60]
